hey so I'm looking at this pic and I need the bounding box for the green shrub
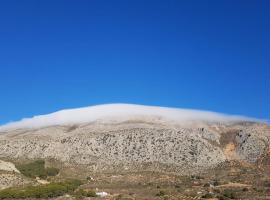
[15,160,60,178]
[86,190,97,197]
[75,189,97,197]
[0,179,83,199]
[74,189,87,198]
[16,160,46,178]
[45,167,60,176]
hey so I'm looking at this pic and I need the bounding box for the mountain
[0,104,269,175]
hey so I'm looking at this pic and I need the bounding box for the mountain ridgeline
[0,104,269,175]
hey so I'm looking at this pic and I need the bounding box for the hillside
[0,104,269,175]
[0,104,269,199]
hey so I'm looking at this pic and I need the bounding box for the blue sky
[0,0,269,124]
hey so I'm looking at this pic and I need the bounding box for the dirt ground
[54,161,270,200]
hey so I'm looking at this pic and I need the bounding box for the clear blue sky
[0,0,269,124]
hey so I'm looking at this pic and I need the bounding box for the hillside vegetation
[0,179,82,199]
[15,160,59,178]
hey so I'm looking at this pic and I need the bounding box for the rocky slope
[0,104,269,175]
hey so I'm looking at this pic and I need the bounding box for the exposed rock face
[0,173,30,189]
[0,160,20,173]
[236,131,264,163]
[0,120,269,174]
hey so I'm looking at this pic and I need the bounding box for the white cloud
[0,103,259,131]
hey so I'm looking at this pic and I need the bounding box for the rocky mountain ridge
[0,122,269,175]
[0,104,269,175]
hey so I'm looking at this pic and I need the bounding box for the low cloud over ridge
[0,103,259,131]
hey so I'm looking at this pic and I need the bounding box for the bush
[218,196,231,200]
[156,190,166,196]
[264,181,270,187]
[15,160,60,178]
[86,190,97,197]
[45,167,60,176]
[202,192,215,198]
[218,189,237,200]
[212,180,220,186]
[0,179,83,199]
[75,189,97,197]
[115,195,133,200]
[16,160,46,178]
[74,189,87,198]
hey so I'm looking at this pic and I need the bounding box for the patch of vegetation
[16,160,46,178]
[15,160,60,178]
[264,181,270,188]
[202,192,215,198]
[218,196,230,200]
[0,179,83,199]
[190,175,203,180]
[115,194,133,200]
[217,189,237,200]
[212,179,220,186]
[45,167,60,176]
[156,190,166,196]
[74,189,97,198]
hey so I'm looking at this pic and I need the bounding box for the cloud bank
[0,103,259,131]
